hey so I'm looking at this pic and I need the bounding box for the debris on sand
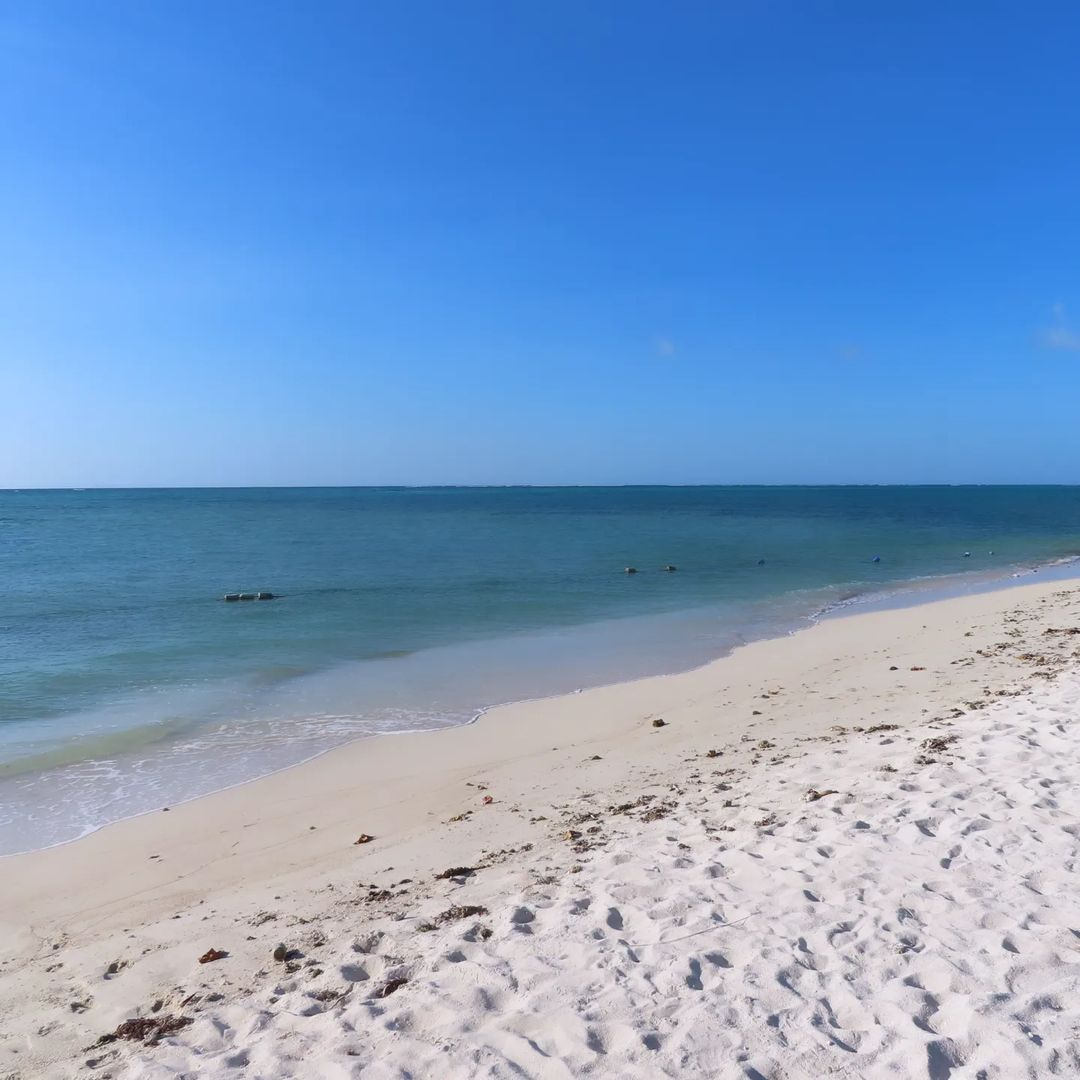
[92,1015,193,1048]
[434,866,477,880]
[198,948,227,964]
[916,733,959,764]
[865,723,899,734]
[354,834,375,845]
[434,904,488,926]
[921,735,958,754]
[375,978,408,998]
[652,718,667,728]
[805,788,839,802]
[609,794,655,815]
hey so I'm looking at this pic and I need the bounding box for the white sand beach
[3,578,1080,1078]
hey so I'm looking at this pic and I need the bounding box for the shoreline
[3,574,1080,1076]
[2,563,1077,866]
[3,556,1076,860]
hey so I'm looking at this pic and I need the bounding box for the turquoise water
[2,485,1079,854]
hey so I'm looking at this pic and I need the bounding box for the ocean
[2,485,1079,855]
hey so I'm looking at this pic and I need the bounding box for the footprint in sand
[704,950,732,969]
[826,921,856,948]
[510,905,535,926]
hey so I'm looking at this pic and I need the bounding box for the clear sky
[3,1,1079,487]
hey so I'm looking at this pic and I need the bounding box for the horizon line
[3,482,1080,493]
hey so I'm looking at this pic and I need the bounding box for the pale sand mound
[124,676,1080,1079]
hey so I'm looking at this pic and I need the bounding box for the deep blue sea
[2,486,1079,855]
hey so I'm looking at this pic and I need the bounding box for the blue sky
[2,1,1079,486]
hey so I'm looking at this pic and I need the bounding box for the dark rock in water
[624,567,638,574]
[223,593,240,602]
[757,559,766,566]
[663,565,677,572]
[257,591,275,600]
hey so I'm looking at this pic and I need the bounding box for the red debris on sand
[198,948,227,964]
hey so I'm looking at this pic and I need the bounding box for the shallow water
[2,485,1079,853]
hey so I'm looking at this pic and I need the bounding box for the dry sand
[3,577,1080,1078]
